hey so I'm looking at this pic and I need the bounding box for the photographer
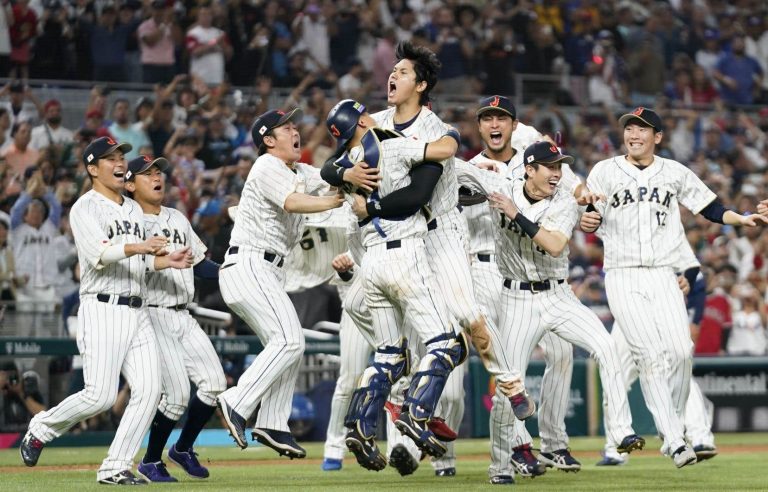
[0,362,46,432]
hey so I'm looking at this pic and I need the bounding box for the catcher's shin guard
[405,332,468,420]
[344,338,411,437]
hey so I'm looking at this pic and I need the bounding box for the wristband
[444,127,461,146]
[146,256,157,272]
[514,213,540,238]
[338,270,353,282]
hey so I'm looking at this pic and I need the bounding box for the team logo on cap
[353,102,364,112]
[276,110,285,116]
[258,125,268,135]
[106,137,116,145]
[527,155,535,163]
[490,96,500,107]
[633,107,644,116]
[330,124,341,137]
[550,145,558,153]
[87,154,94,163]
[143,155,152,163]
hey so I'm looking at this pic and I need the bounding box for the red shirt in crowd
[696,293,732,354]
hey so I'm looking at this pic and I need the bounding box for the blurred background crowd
[0,0,767,431]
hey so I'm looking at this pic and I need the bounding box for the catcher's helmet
[326,99,366,150]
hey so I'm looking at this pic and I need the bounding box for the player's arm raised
[679,170,768,228]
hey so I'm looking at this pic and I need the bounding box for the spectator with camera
[0,362,45,432]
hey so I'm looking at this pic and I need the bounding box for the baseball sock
[175,395,217,451]
[144,410,178,463]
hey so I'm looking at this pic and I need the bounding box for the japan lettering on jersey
[587,156,717,269]
[352,135,430,248]
[69,190,148,297]
[456,163,579,280]
[372,106,457,217]
[143,207,207,306]
[11,221,59,288]
[229,154,330,257]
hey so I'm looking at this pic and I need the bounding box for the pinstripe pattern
[28,300,161,480]
[229,155,329,258]
[218,253,305,430]
[323,310,373,460]
[373,106,457,217]
[283,225,348,293]
[11,221,59,288]
[587,156,717,269]
[149,308,226,417]
[143,207,207,306]
[604,267,691,453]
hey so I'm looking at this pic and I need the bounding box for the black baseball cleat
[539,449,581,472]
[435,467,456,477]
[511,443,547,477]
[98,470,148,485]
[252,428,306,459]
[217,397,248,449]
[490,474,515,485]
[617,434,646,454]
[345,425,387,471]
[19,432,44,467]
[395,411,447,458]
[389,444,418,476]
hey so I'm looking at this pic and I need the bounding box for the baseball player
[325,98,470,472]
[457,141,646,484]
[121,155,227,482]
[19,137,194,485]
[216,108,343,458]
[593,222,717,465]
[372,42,534,475]
[584,107,767,467]
[462,96,577,480]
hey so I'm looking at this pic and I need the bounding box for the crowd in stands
[0,0,766,359]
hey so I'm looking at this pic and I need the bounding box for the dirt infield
[3,443,767,474]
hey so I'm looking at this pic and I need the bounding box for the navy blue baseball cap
[619,107,663,132]
[125,155,170,181]
[83,136,132,165]
[326,99,366,150]
[524,141,574,166]
[476,95,516,119]
[251,108,303,149]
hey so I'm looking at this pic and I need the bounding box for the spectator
[83,5,137,82]
[138,0,176,84]
[696,264,735,355]
[727,286,766,356]
[744,16,768,103]
[9,170,61,334]
[83,108,107,134]
[186,5,232,86]
[145,98,175,159]
[29,99,74,153]
[0,217,20,303]
[0,0,11,76]
[336,58,369,100]
[695,28,722,77]
[2,121,39,176]
[0,107,11,152]
[328,2,360,75]
[372,28,396,93]
[712,34,763,106]
[292,2,330,72]
[9,0,37,81]
[0,362,46,432]
[481,20,520,96]
[690,65,719,105]
[427,6,472,95]
[1,81,42,129]
[107,99,149,160]
[626,35,666,106]
[198,114,233,170]
[31,2,71,80]
[587,31,627,107]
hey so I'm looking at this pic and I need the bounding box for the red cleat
[428,417,457,442]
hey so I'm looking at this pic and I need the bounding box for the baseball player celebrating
[372,42,534,475]
[584,107,767,467]
[20,137,194,485]
[325,98,470,471]
[457,141,646,484]
[122,155,227,482]
[591,209,718,466]
[216,108,343,458]
[462,96,576,480]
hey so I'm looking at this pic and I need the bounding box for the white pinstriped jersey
[510,122,543,151]
[462,154,510,255]
[11,222,59,288]
[143,207,207,306]
[456,164,580,280]
[283,224,348,293]
[373,106,457,217]
[675,235,700,272]
[69,190,148,297]
[587,155,717,270]
[229,154,330,258]
[349,135,430,248]
[346,216,365,267]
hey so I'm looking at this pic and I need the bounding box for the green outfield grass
[1,433,765,491]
